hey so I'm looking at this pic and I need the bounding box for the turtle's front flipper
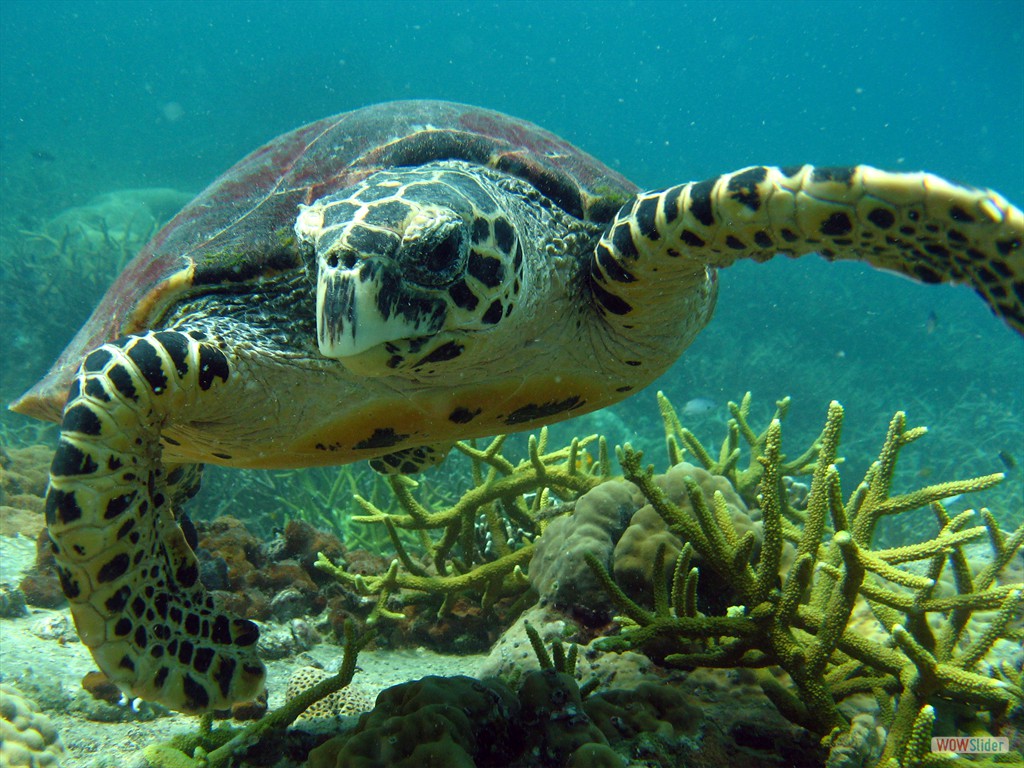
[590,165,1023,337]
[45,331,265,713]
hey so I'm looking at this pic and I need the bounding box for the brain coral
[0,683,65,767]
[530,462,766,623]
[306,670,704,768]
[529,480,644,624]
[307,675,518,768]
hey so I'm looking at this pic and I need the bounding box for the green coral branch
[316,542,536,621]
[595,393,1024,746]
[657,390,816,504]
[318,427,611,619]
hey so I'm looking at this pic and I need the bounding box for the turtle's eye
[400,214,468,288]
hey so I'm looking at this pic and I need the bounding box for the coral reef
[307,634,704,768]
[140,622,375,768]
[301,391,1021,766]
[0,443,51,539]
[315,431,611,624]
[3,388,1019,767]
[585,394,1023,763]
[0,682,66,767]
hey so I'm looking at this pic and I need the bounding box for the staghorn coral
[584,394,1022,762]
[315,430,612,623]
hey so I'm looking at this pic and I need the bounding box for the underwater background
[0,2,1022,766]
[1,0,1021,536]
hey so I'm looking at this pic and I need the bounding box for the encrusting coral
[0,683,66,767]
[585,394,1023,764]
[307,627,701,768]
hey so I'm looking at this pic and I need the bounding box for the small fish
[30,149,56,162]
[925,310,938,334]
[681,397,716,417]
[998,451,1017,471]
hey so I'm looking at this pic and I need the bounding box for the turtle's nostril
[342,253,357,269]
[326,254,338,269]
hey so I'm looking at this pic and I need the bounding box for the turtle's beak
[316,258,448,364]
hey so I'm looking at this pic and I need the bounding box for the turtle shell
[13,100,638,423]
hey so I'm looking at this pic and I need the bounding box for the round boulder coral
[0,683,65,767]
[529,480,643,624]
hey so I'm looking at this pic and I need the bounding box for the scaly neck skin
[587,165,1024,349]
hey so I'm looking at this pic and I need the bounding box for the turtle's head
[295,164,524,377]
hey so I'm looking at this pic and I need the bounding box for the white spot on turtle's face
[294,204,325,242]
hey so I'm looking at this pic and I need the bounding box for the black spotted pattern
[127,340,169,395]
[634,196,660,240]
[448,280,479,311]
[50,441,99,477]
[154,332,190,378]
[868,208,896,229]
[811,167,854,184]
[661,186,683,224]
[820,212,853,236]
[468,251,505,288]
[481,300,504,325]
[688,178,717,227]
[62,404,103,436]
[493,217,515,254]
[354,427,409,450]
[108,364,138,401]
[449,406,482,423]
[415,341,465,366]
[506,396,584,425]
[727,167,767,211]
[83,348,113,373]
[197,345,229,390]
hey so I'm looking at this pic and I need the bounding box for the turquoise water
[0,2,1021,764]
[3,0,1020,514]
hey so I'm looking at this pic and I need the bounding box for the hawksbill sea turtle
[9,100,1022,714]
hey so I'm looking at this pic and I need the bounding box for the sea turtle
[10,100,1023,714]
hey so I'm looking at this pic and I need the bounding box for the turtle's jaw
[317,260,448,371]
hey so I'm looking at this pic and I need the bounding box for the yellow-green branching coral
[592,393,1023,747]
